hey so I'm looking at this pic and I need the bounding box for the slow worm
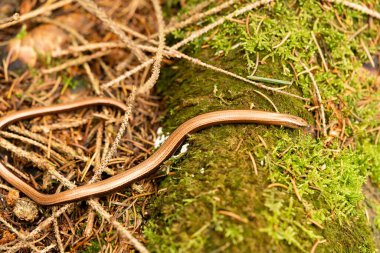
[0,97,308,205]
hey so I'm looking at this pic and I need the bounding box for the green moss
[83,240,102,253]
[320,218,373,253]
[144,50,375,252]
[60,75,87,94]
[144,0,380,252]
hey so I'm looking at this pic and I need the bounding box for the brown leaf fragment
[19,0,37,15]
[0,230,16,245]
[7,12,94,66]
[5,189,19,206]
[8,24,68,66]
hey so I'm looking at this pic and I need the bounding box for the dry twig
[327,0,380,20]
[299,61,327,136]
[75,0,147,62]
[0,0,73,29]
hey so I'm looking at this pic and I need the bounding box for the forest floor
[0,0,379,252]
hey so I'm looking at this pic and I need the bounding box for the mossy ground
[144,0,380,252]
[144,51,374,252]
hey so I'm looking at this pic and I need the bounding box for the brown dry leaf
[5,189,20,206]
[8,24,67,66]
[7,12,93,66]
[0,230,17,245]
[55,12,94,34]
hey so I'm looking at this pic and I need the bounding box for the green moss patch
[144,51,374,252]
[144,0,380,252]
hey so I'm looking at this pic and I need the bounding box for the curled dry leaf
[7,12,94,67]
[13,197,39,222]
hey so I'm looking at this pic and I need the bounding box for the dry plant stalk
[0,131,67,164]
[8,125,84,161]
[172,0,273,50]
[163,0,238,36]
[0,0,74,29]
[91,86,136,184]
[41,50,112,74]
[327,0,380,20]
[30,118,89,132]
[300,61,327,136]
[75,0,147,62]
[137,0,165,94]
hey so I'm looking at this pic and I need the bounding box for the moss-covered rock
[143,50,374,252]
[143,0,380,252]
